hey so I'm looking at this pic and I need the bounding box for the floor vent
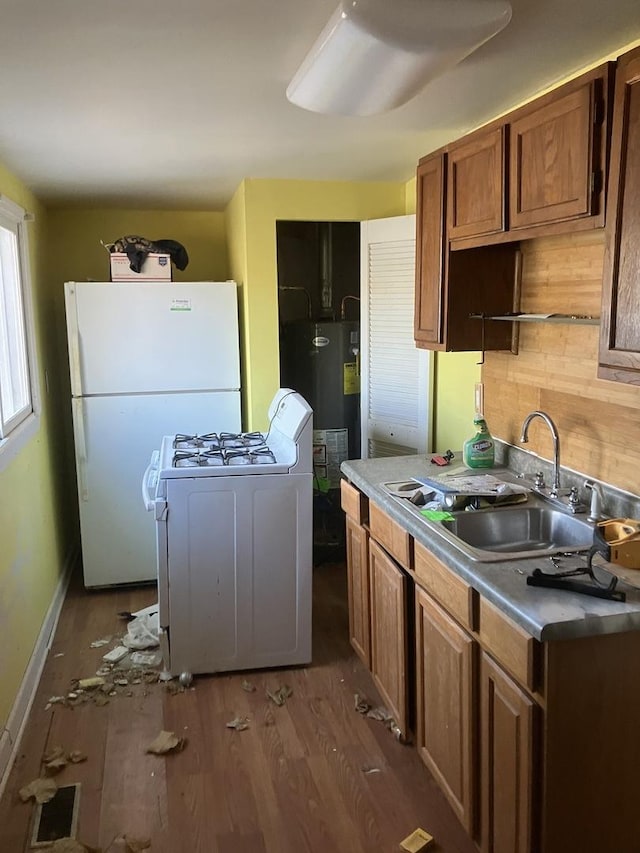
[31,783,80,847]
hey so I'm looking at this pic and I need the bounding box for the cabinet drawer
[340,479,368,524]
[369,502,411,570]
[479,598,542,693]
[414,541,476,632]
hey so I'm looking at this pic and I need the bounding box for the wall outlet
[475,381,485,415]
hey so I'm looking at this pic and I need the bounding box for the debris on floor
[45,604,184,714]
[241,679,256,692]
[354,694,403,740]
[226,716,250,731]
[77,677,105,690]
[354,693,370,714]
[146,730,186,755]
[164,680,186,696]
[361,766,382,775]
[119,836,152,852]
[366,706,393,723]
[399,827,434,851]
[266,685,293,706]
[18,776,57,804]
[68,751,87,764]
[42,746,69,776]
[129,651,161,667]
[102,645,129,664]
[122,612,159,651]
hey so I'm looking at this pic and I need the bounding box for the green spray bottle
[463,413,495,469]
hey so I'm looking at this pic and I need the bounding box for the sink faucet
[520,411,561,497]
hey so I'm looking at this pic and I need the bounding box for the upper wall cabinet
[438,63,612,252]
[414,63,614,351]
[448,127,506,240]
[414,152,446,347]
[509,66,611,233]
[415,150,519,352]
[599,47,640,385]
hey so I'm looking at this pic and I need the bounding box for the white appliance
[142,389,313,680]
[64,280,241,588]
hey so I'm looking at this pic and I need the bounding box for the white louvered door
[360,215,432,459]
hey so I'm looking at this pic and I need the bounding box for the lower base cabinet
[415,587,537,850]
[369,539,409,737]
[415,587,475,833]
[342,480,640,853]
[479,651,537,853]
[345,515,370,667]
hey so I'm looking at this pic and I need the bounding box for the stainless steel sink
[438,502,595,562]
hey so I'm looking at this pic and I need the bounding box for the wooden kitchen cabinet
[448,126,506,240]
[414,151,446,347]
[414,541,537,850]
[509,65,610,232]
[415,586,476,833]
[345,515,370,666]
[342,474,640,853]
[341,479,409,737]
[341,479,371,665]
[414,151,521,353]
[479,652,537,853]
[414,65,613,353]
[369,538,409,738]
[599,46,640,385]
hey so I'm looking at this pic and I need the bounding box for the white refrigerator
[64,280,242,587]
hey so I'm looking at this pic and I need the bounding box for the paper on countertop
[414,473,530,497]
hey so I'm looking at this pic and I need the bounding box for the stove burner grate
[226,446,277,465]
[172,444,276,468]
[173,433,221,449]
[219,431,266,449]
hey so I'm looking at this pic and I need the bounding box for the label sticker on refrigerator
[170,298,192,312]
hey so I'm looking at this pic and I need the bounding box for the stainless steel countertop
[341,455,640,642]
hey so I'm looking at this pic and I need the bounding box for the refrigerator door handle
[71,397,89,502]
[66,297,83,396]
[142,451,160,511]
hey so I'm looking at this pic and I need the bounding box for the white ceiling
[1,0,639,210]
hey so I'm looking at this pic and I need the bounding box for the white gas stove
[143,389,313,680]
[152,388,312,479]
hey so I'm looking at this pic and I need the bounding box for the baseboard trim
[0,546,77,799]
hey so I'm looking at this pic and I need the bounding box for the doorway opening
[276,220,361,565]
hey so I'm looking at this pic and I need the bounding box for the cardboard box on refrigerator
[110,252,172,281]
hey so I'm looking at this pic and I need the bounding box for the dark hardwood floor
[0,563,477,853]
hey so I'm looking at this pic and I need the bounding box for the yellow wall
[0,165,71,730]
[226,178,406,430]
[46,208,228,285]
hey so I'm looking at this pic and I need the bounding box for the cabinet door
[345,516,370,667]
[414,152,446,347]
[599,47,640,385]
[510,80,598,229]
[369,539,409,737]
[415,587,476,833]
[448,127,506,240]
[479,652,537,853]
